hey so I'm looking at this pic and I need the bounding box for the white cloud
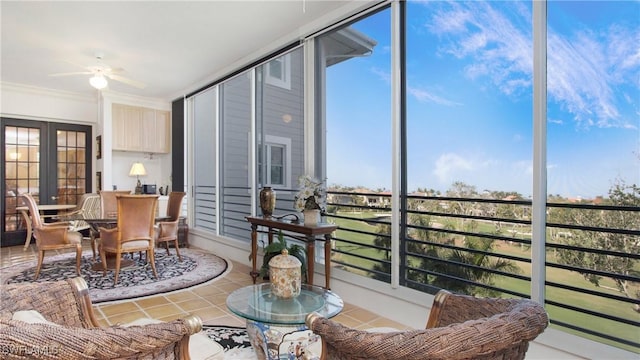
[371,67,390,84]
[432,153,534,195]
[433,153,474,183]
[407,86,462,106]
[423,1,639,130]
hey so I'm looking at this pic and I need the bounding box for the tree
[371,223,392,282]
[555,179,640,313]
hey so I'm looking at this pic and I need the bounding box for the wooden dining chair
[20,193,83,280]
[99,190,132,218]
[154,191,186,261]
[98,194,159,285]
[91,190,131,259]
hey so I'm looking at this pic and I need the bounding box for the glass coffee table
[226,283,343,360]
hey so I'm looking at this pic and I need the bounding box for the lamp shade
[129,162,147,177]
[89,74,108,89]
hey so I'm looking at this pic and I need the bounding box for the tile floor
[0,243,410,331]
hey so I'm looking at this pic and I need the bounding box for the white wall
[0,82,97,124]
[1,82,172,194]
[111,151,171,193]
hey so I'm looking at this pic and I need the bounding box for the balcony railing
[325,190,640,353]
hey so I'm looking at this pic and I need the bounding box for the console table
[246,216,338,289]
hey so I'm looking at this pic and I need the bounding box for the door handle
[51,196,58,200]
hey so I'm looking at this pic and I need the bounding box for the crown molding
[1,81,97,103]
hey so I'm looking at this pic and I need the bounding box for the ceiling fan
[49,54,146,90]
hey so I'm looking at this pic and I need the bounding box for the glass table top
[226,283,343,325]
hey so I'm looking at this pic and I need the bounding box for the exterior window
[265,54,291,90]
[258,135,291,188]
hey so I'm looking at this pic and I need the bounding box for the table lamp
[129,162,147,194]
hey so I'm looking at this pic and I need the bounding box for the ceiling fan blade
[106,73,146,89]
[49,71,93,77]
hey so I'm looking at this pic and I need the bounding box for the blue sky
[326,1,639,199]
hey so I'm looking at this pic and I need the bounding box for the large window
[405,0,534,296]
[219,71,253,239]
[187,0,638,353]
[191,87,217,233]
[320,8,392,279]
[256,49,305,212]
[188,48,305,238]
[545,1,639,350]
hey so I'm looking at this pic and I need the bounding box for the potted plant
[260,230,307,282]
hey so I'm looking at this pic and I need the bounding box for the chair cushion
[12,310,60,326]
[121,240,152,249]
[124,317,224,360]
[67,230,83,244]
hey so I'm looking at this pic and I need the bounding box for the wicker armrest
[0,316,201,360]
[0,278,95,328]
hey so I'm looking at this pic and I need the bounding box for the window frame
[258,134,292,188]
[265,54,292,90]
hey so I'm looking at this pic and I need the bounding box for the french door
[1,118,92,246]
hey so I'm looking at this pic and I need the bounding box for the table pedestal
[246,320,322,360]
[90,257,135,271]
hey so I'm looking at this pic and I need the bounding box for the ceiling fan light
[89,74,108,89]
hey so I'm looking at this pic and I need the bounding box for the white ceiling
[1,1,356,101]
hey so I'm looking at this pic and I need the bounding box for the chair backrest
[166,192,186,221]
[99,190,131,218]
[20,193,42,228]
[69,194,101,231]
[116,195,158,241]
[83,195,102,219]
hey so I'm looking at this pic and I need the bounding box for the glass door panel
[1,118,91,246]
[55,129,87,205]
[3,125,40,234]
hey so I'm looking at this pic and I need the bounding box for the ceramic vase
[268,249,301,299]
[303,209,320,226]
[259,187,276,217]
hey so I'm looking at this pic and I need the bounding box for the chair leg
[164,241,170,256]
[113,254,121,285]
[90,233,97,259]
[34,250,45,280]
[75,244,82,276]
[173,240,182,261]
[100,249,108,276]
[148,249,158,278]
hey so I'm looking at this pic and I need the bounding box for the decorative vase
[259,187,276,217]
[303,209,320,226]
[268,249,301,299]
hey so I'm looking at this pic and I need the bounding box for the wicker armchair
[305,290,549,360]
[0,277,202,360]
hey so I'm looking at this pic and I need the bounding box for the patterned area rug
[1,248,229,303]
[202,325,257,360]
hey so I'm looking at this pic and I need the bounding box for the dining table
[82,216,171,270]
[16,204,77,250]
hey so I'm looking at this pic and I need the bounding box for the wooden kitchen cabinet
[112,103,170,153]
